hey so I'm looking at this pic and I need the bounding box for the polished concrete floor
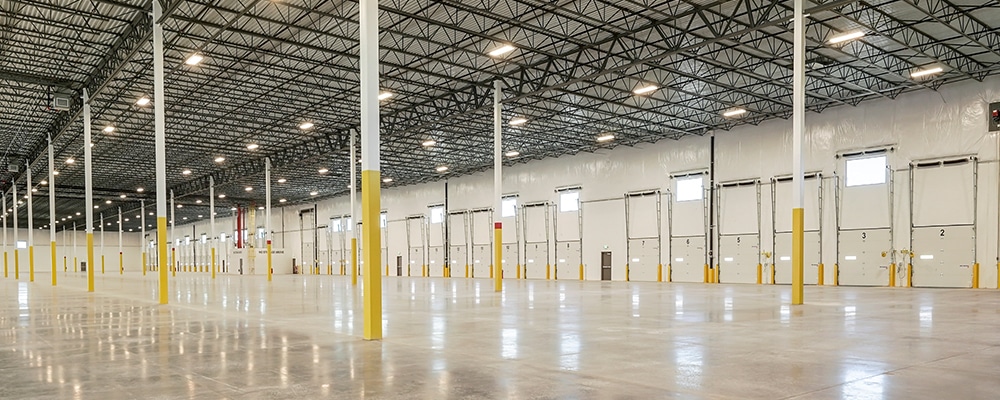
[0,270,997,399]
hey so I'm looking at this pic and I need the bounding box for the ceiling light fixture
[318,168,329,174]
[136,96,151,106]
[299,122,314,130]
[214,156,225,163]
[245,186,253,192]
[185,54,204,65]
[597,134,615,142]
[382,177,393,183]
[247,143,260,150]
[65,158,75,164]
[181,169,192,175]
[422,139,436,147]
[910,66,943,78]
[218,194,226,199]
[279,198,287,203]
[195,199,202,204]
[378,92,393,100]
[310,191,319,196]
[40,180,47,186]
[103,126,115,133]
[105,200,112,204]
[277,178,287,183]
[119,194,127,199]
[509,117,527,126]
[723,108,748,117]
[487,44,515,57]
[828,31,865,44]
[136,187,144,192]
[177,204,183,208]
[436,166,449,172]
[633,85,658,95]
[505,150,520,157]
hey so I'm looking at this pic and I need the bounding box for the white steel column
[493,80,503,293]
[100,212,105,274]
[140,200,146,275]
[210,177,216,279]
[359,0,382,341]
[84,88,94,291]
[2,192,7,279]
[170,190,175,278]
[791,0,806,305]
[13,183,19,280]
[26,161,34,282]
[265,158,272,281]
[153,0,169,303]
[118,207,123,274]
[350,130,357,286]
[48,136,56,285]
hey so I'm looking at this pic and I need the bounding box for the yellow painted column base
[833,264,839,286]
[657,264,663,282]
[972,263,979,289]
[74,257,77,273]
[211,248,216,279]
[546,264,550,280]
[465,265,469,278]
[29,247,35,282]
[489,265,493,279]
[14,251,19,280]
[51,244,57,286]
[494,226,502,292]
[791,208,804,305]
[703,264,709,283]
[756,264,762,284]
[267,241,273,282]
[713,265,719,284]
[889,263,897,287]
[142,253,147,276]
[87,233,94,292]
[3,252,7,278]
[667,264,672,283]
[817,263,824,286]
[579,263,584,281]
[119,253,123,275]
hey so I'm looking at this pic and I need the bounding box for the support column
[26,160,34,282]
[360,0,382,341]
[2,192,6,278]
[118,207,123,274]
[265,158,272,282]
[493,80,503,293]
[210,177,216,279]
[351,130,358,286]
[84,89,94,291]
[13,183,19,280]
[791,0,806,305]
[49,136,56,286]
[100,212,105,274]
[141,200,146,276]
[170,191,175,277]
[154,0,168,303]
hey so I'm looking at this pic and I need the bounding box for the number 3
[861,232,866,240]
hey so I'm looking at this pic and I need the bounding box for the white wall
[0,228,145,273]
[141,77,1000,287]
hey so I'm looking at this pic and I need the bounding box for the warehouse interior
[1,0,999,398]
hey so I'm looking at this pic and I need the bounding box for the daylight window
[676,176,704,202]
[380,212,387,228]
[501,196,518,217]
[846,155,887,187]
[559,191,580,212]
[429,206,444,224]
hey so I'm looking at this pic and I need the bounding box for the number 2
[940,229,945,237]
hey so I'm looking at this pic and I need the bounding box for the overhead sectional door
[773,173,823,285]
[387,216,407,276]
[910,157,978,288]
[625,190,661,282]
[717,179,761,284]
[470,209,493,279]
[522,202,551,280]
[555,189,582,280]
[836,151,893,286]
[406,215,426,277]
[447,211,469,278]
[669,172,708,283]
[428,206,446,278]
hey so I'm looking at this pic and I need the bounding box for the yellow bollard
[713,265,719,283]
[756,264,762,284]
[490,264,494,279]
[817,263,824,286]
[834,264,839,286]
[63,256,66,272]
[579,263,583,280]
[14,250,19,280]
[546,264,551,280]
[703,264,709,283]
[170,248,176,277]
[267,240,272,282]
[657,264,663,282]
[770,264,776,285]
[972,263,979,289]
[350,238,356,285]
[73,256,77,273]
[907,263,913,288]
[102,255,105,274]
[51,244,56,286]
[211,248,216,279]
[465,264,469,278]
[3,251,6,278]
[888,263,896,287]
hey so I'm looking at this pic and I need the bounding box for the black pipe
[709,132,716,280]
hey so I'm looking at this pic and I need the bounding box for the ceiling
[1,0,998,232]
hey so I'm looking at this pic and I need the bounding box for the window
[429,205,444,224]
[380,212,387,228]
[559,191,580,212]
[332,218,342,233]
[219,233,227,243]
[257,228,266,239]
[501,196,518,217]
[15,240,26,250]
[184,236,191,245]
[676,176,703,202]
[200,234,207,244]
[345,217,353,231]
[846,155,887,187]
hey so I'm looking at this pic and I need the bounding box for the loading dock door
[447,211,469,278]
[470,209,492,278]
[717,180,761,284]
[836,155,893,286]
[522,203,551,279]
[910,158,977,288]
[773,174,823,285]
[626,191,661,282]
[670,173,708,283]
[406,216,426,277]
[555,191,582,280]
